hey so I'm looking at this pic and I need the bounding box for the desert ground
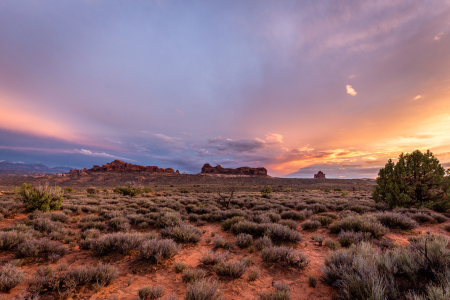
[0,173,449,300]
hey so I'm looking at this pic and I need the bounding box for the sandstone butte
[201,163,267,175]
[69,160,179,175]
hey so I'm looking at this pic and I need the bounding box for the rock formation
[70,160,179,175]
[314,171,326,179]
[201,163,267,175]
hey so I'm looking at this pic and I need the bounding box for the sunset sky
[1,1,450,178]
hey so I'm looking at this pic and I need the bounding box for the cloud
[414,95,422,100]
[154,134,180,143]
[74,149,136,162]
[434,36,441,40]
[346,85,357,96]
[265,133,284,144]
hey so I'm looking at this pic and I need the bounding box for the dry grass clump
[173,261,188,273]
[139,238,181,263]
[185,279,223,300]
[138,285,165,300]
[199,250,228,265]
[261,246,310,269]
[260,281,290,300]
[248,267,260,281]
[182,268,207,282]
[213,260,247,278]
[0,263,25,292]
[328,215,388,238]
[160,225,202,244]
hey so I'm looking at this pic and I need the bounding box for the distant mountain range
[0,161,72,174]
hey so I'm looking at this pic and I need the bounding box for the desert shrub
[156,212,184,228]
[188,214,200,222]
[33,263,118,295]
[221,216,246,231]
[90,232,152,255]
[263,223,301,243]
[86,187,98,195]
[114,182,143,197]
[372,212,418,230]
[199,250,228,265]
[173,261,187,273]
[323,234,450,300]
[144,187,153,193]
[311,234,324,246]
[328,215,388,238]
[411,212,437,224]
[0,231,33,250]
[444,224,450,232]
[261,246,310,269]
[280,211,306,221]
[334,188,342,192]
[248,267,260,281]
[80,221,107,231]
[255,236,273,250]
[213,236,233,250]
[31,217,62,233]
[279,219,298,229]
[139,239,181,263]
[235,233,253,248]
[65,187,74,193]
[260,281,290,300]
[0,263,25,292]
[182,268,207,283]
[301,220,321,231]
[185,279,223,300]
[161,225,202,244]
[308,276,317,288]
[80,214,104,223]
[349,205,373,214]
[138,285,165,300]
[261,185,273,194]
[310,203,327,213]
[17,238,67,259]
[214,260,247,278]
[372,150,450,208]
[325,238,340,250]
[15,183,63,212]
[313,215,333,226]
[338,231,372,247]
[108,217,130,231]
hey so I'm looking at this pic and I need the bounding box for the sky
[1,0,450,178]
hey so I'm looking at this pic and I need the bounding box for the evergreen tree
[372,150,450,209]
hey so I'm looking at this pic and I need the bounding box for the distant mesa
[0,161,71,175]
[314,171,326,179]
[201,163,267,176]
[70,160,179,175]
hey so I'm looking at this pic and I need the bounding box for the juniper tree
[372,150,450,209]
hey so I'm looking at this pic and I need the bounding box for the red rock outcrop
[70,160,179,175]
[314,171,326,179]
[201,163,267,175]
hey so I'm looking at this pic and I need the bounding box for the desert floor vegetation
[0,175,449,299]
